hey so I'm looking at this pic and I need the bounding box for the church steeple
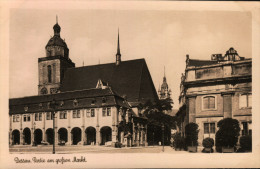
[53,15,61,37]
[116,29,121,65]
[158,67,171,100]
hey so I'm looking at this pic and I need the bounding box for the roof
[9,88,129,114]
[188,59,218,67]
[46,35,67,48]
[60,59,158,104]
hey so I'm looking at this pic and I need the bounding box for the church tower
[158,67,172,100]
[38,17,75,95]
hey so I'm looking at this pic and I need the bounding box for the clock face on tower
[40,87,48,95]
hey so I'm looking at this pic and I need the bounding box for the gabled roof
[9,88,129,114]
[60,59,158,104]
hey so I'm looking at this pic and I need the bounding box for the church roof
[46,35,68,48]
[60,59,158,104]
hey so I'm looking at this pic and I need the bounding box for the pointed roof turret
[53,15,61,37]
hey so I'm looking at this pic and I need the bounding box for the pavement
[9,145,190,154]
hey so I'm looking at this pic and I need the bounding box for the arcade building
[9,20,158,147]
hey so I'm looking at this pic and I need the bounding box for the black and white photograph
[0,1,260,168]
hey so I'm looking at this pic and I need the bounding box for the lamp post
[162,124,165,152]
[50,99,57,154]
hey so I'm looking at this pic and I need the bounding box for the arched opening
[58,128,68,143]
[34,129,42,145]
[100,126,112,145]
[23,128,31,145]
[12,130,20,145]
[85,127,96,145]
[46,128,54,145]
[71,127,81,145]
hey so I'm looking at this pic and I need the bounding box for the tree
[215,118,240,152]
[185,122,199,147]
[140,99,176,145]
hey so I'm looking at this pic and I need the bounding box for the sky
[9,9,252,109]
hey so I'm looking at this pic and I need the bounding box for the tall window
[47,65,52,83]
[91,109,95,117]
[239,93,252,108]
[107,108,111,116]
[204,123,215,134]
[242,122,252,136]
[23,114,31,121]
[60,111,67,119]
[13,115,20,122]
[203,96,216,110]
[86,109,91,117]
[46,112,53,120]
[73,110,81,118]
[35,113,42,121]
[102,108,106,116]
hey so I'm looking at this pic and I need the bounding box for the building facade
[177,48,252,145]
[9,20,158,147]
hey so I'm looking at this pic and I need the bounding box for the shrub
[215,118,240,152]
[115,142,122,148]
[173,132,185,150]
[185,123,199,147]
[202,137,214,148]
[239,135,252,152]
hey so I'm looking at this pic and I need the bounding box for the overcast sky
[9,9,252,109]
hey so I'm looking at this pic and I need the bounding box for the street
[9,145,190,154]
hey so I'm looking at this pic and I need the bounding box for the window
[91,98,96,105]
[86,109,91,117]
[102,97,106,104]
[23,115,31,122]
[47,65,52,83]
[203,96,216,110]
[77,110,81,118]
[242,122,252,136]
[60,111,67,119]
[73,99,78,107]
[107,107,111,116]
[73,110,81,118]
[204,123,215,134]
[13,115,20,122]
[102,108,106,116]
[73,110,77,118]
[102,107,111,117]
[46,112,53,120]
[91,109,95,117]
[35,113,42,121]
[239,93,252,108]
[39,113,42,121]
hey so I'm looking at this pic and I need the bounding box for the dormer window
[91,98,96,105]
[102,97,106,104]
[60,101,64,107]
[73,99,78,107]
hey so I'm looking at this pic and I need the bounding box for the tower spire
[117,28,121,56]
[116,28,121,65]
[164,66,165,77]
[56,15,58,24]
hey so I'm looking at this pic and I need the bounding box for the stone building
[176,48,252,144]
[9,20,158,147]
